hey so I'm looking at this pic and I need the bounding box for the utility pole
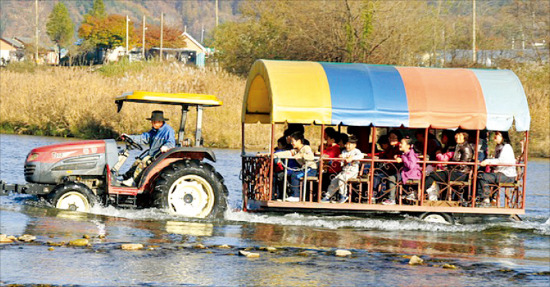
[215,0,219,27]
[126,15,130,58]
[472,0,477,64]
[142,15,146,60]
[35,0,38,64]
[201,24,204,44]
[160,12,164,62]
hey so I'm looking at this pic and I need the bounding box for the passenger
[413,129,441,160]
[321,130,342,174]
[476,131,517,207]
[273,132,317,202]
[347,126,373,153]
[319,127,337,152]
[424,131,474,201]
[338,133,349,151]
[322,135,363,203]
[372,131,402,197]
[376,135,390,156]
[434,130,456,170]
[121,110,176,186]
[284,124,309,146]
[466,130,488,161]
[382,137,422,205]
[272,136,289,200]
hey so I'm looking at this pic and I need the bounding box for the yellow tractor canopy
[116,91,222,112]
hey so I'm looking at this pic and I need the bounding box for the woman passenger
[476,131,516,207]
[424,131,474,200]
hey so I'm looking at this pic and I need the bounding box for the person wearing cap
[121,110,176,186]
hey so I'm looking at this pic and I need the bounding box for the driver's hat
[147,110,169,121]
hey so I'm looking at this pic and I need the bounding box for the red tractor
[0,91,228,219]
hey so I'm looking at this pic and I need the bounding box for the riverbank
[0,61,548,156]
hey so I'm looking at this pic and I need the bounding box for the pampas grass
[0,61,548,156]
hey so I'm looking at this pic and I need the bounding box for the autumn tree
[136,24,187,49]
[46,2,74,61]
[79,14,136,49]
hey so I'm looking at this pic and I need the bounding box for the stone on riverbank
[335,249,352,257]
[69,239,89,247]
[218,244,231,249]
[0,234,13,243]
[18,234,36,242]
[239,250,260,258]
[409,255,424,265]
[121,244,144,250]
[442,264,457,269]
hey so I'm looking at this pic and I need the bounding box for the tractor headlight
[27,153,39,162]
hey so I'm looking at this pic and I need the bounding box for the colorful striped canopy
[242,60,530,131]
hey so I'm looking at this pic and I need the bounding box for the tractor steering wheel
[121,134,143,151]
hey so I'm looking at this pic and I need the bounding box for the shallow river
[1,134,549,286]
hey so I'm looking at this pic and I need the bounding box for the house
[180,32,206,67]
[0,37,22,65]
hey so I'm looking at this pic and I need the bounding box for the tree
[79,14,136,49]
[46,2,74,63]
[136,24,187,49]
[89,0,107,19]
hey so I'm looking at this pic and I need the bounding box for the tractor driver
[121,110,176,186]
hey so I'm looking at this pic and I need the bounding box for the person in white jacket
[477,131,517,206]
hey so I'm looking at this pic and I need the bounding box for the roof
[181,32,206,53]
[0,37,24,49]
[115,91,222,106]
[116,91,222,110]
[242,60,530,131]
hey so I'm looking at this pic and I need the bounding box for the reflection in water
[244,223,527,259]
[165,221,214,237]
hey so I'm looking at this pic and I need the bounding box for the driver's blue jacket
[129,123,176,158]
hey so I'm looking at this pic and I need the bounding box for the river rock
[239,250,260,258]
[335,249,352,257]
[442,264,457,269]
[409,255,424,265]
[121,244,144,250]
[83,234,91,239]
[18,234,36,242]
[194,244,206,249]
[218,244,232,249]
[69,239,89,247]
[48,247,55,251]
[0,234,13,243]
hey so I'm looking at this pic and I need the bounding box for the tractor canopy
[242,60,530,131]
[116,91,222,112]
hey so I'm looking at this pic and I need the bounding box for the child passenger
[273,132,317,202]
[382,137,422,205]
[321,136,363,203]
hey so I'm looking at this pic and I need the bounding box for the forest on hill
[0,0,241,44]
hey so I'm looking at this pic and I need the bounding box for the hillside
[0,0,241,46]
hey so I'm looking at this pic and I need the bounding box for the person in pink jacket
[382,137,422,205]
[434,130,456,170]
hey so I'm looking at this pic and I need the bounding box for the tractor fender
[138,147,217,189]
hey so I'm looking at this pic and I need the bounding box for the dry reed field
[0,62,548,157]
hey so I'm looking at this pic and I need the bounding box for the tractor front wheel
[152,160,227,219]
[49,182,96,212]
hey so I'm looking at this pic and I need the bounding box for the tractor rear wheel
[49,182,96,212]
[152,160,227,219]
